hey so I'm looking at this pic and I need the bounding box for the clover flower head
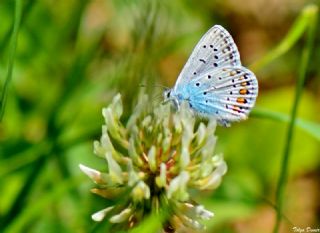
[80,93,227,232]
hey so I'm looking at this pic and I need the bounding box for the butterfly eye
[167,91,171,98]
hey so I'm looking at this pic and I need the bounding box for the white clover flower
[80,93,227,231]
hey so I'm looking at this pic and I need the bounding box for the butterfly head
[163,88,180,109]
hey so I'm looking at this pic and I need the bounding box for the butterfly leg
[217,119,231,127]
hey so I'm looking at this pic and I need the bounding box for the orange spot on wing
[230,71,237,76]
[239,89,248,95]
[232,105,241,113]
[241,81,249,86]
[236,97,247,104]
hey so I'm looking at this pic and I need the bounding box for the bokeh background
[0,0,319,232]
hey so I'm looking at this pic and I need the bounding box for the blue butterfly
[163,25,258,126]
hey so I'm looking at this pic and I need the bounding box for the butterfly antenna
[139,83,169,90]
[151,93,163,105]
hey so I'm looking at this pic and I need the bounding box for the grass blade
[0,0,23,121]
[272,5,318,233]
[251,108,320,141]
[249,6,311,72]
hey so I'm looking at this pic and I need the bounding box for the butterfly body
[163,25,258,126]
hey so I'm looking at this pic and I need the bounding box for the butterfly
[163,25,258,126]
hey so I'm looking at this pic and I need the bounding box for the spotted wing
[186,66,258,126]
[174,25,241,92]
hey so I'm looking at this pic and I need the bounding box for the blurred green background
[0,0,319,232]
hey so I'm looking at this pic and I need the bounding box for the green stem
[0,0,23,120]
[273,5,318,233]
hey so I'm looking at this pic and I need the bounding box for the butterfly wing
[174,25,241,92]
[185,66,258,126]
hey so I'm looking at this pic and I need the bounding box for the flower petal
[109,207,132,223]
[79,164,107,185]
[156,163,167,188]
[105,152,123,184]
[147,146,157,172]
[167,171,190,201]
[91,206,114,222]
[196,205,214,220]
[132,181,150,202]
[196,160,227,190]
